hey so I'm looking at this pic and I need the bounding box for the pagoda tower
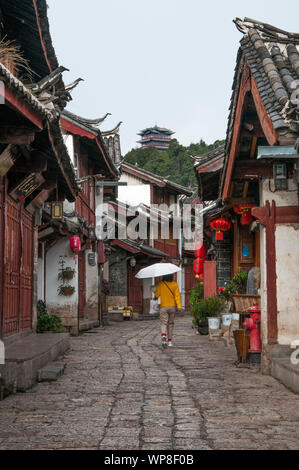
[137,125,174,152]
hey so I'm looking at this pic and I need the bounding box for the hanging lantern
[233,204,255,226]
[210,218,231,241]
[70,236,81,262]
[193,258,204,279]
[194,241,205,259]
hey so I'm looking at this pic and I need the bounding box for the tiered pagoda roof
[137,125,175,151]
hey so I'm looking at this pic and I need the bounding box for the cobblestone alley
[1,315,299,451]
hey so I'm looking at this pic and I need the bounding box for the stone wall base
[47,304,78,336]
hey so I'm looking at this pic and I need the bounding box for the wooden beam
[223,65,251,200]
[4,87,43,130]
[226,197,256,205]
[251,77,279,147]
[0,127,35,145]
[242,181,249,198]
[232,160,273,179]
[250,136,258,159]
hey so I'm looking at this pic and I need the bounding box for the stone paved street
[1,315,299,450]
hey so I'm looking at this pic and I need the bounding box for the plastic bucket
[232,313,240,321]
[221,314,232,326]
[208,317,220,330]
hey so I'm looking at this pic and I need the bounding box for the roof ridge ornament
[234,17,299,43]
[101,121,123,136]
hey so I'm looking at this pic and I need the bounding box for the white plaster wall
[118,184,150,206]
[143,278,153,299]
[103,261,109,281]
[63,133,75,164]
[85,249,98,320]
[261,178,298,206]
[276,225,299,345]
[119,172,144,186]
[37,257,44,301]
[260,178,299,346]
[45,238,79,332]
[259,224,268,346]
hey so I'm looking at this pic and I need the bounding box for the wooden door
[127,265,143,313]
[3,197,21,336]
[204,261,217,299]
[20,206,34,331]
[0,181,4,338]
[184,264,197,310]
[3,197,34,336]
[78,251,86,318]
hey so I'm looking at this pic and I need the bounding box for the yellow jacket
[155,281,181,309]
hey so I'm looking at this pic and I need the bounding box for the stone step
[38,363,65,382]
[0,333,70,392]
[271,358,299,394]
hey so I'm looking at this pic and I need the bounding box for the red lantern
[194,241,205,259]
[210,218,231,241]
[233,204,255,226]
[193,258,204,279]
[70,236,81,262]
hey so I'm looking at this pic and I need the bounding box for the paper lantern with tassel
[210,218,231,241]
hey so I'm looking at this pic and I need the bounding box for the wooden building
[137,125,174,151]
[0,0,80,340]
[112,162,193,312]
[37,110,120,334]
[196,18,299,375]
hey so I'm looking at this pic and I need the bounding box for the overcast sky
[48,0,299,155]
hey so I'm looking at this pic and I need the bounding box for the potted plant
[217,270,248,301]
[190,284,226,335]
[58,266,75,281]
[190,283,208,334]
[57,284,75,296]
[36,300,63,333]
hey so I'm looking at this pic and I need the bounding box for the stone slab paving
[0,316,299,450]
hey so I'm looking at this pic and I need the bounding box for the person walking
[155,273,182,348]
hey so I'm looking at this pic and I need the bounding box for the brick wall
[214,231,232,288]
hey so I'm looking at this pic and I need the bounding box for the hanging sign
[51,202,63,220]
[9,173,45,202]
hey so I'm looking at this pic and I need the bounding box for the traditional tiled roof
[234,17,299,134]
[101,122,123,165]
[62,110,112,136]
[219,18,299,199]
[61,110,119,178]
[0,0,61,82]
[137,125,175,136]
[194,145,225,171]
[121,162,193,196]
[0,62,55,121]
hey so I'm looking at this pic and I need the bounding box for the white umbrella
[135,263,181,279]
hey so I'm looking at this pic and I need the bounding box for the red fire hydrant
[243,304,262,354]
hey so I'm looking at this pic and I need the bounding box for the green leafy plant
[58,266,75,281]
[218,270,248,301]
[190,289,225,328]
[37,313,63,333]
[57,284,75,296]
[37,299,48,317]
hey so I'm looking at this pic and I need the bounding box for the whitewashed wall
[85,249,98,322]
[275,225,299,344]
[45,238,79,334]
[260,177,299,346]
